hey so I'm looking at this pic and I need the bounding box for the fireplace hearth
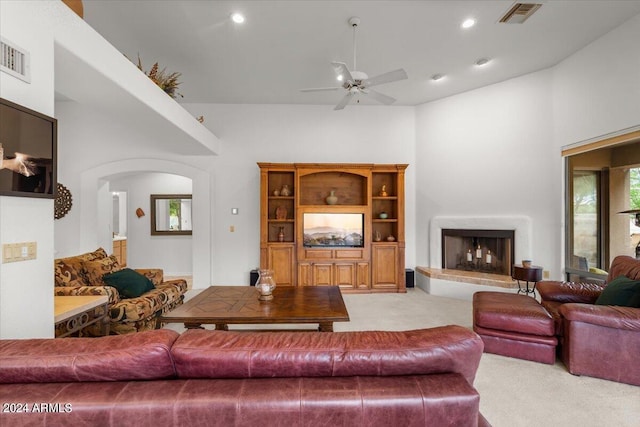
[442,229,515,276]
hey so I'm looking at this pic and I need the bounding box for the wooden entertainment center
[258,163,408,293]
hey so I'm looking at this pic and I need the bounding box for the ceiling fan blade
[363,68,408,88]
[332,62,354,84]
[300,87,341,92]
[334,92,355,110]
[362,89,396,105]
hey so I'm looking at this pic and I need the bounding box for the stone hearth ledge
[416,267,517,288]
[416,267,518,301]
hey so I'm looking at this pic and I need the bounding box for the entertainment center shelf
[259,162,408,293]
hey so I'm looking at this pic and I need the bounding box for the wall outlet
[2,242,37,263]
[543,270,550,279]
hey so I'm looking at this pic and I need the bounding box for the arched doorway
[79,159,212,288]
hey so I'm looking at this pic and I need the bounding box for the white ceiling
[82,1,640,107]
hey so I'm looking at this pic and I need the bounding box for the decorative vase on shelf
[387,235,396,242]
[374,230,382,242]
[256,269,276,301]
[326,190,338,205]
[275,206,287,220]
[273,189,280,196]
[379,184,388,197]
[379,212,388,219]
[280,184,291,197]
[278,227,285,242]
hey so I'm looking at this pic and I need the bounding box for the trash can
[250,269,259,286]
[405,268,415,288]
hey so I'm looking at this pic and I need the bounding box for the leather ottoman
[473,291,557,364]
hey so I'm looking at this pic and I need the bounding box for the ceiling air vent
[499,3,542,24]
[1,38,31,83]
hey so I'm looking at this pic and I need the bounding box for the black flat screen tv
[0,97,57,198]
[303,213,364,247]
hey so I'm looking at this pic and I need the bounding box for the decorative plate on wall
[55,183,73,219]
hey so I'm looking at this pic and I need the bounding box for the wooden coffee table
[158,285,349,332]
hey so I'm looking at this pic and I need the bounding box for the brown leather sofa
[0,326,490,426]
[537,255,640,385]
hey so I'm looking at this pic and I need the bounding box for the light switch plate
[2,242,37,263]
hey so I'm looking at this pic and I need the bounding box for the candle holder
[256,269,276,301]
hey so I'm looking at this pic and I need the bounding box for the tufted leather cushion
[473,292,555,337]
[0,330,179,383]
[607,255,640,282]
[537,281,604,304]
[171,326,484,385]
[560,303,640,332]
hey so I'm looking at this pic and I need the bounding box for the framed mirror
[150,194,192,236]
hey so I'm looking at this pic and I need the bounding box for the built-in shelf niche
[299,172,367,206]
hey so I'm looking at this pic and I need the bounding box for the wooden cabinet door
[313,264,333,286]
[268,245,295,287]
[372,245,398,289]
[335,263,356,290]
[356,262,370,290]
[120,240,127,267]
[113,240,126,266]
[298,263,312,287]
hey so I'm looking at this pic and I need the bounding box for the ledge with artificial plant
[135,55,183,99]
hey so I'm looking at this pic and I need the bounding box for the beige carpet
[166,288,640,427]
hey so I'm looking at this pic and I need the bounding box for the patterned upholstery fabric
[54,248,108,287]
[54,248,188,335]
[135,269,164,287]
[82,255,121,285]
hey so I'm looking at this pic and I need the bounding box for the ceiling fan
[300,17,408,110]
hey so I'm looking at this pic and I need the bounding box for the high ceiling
[82,1,640,107]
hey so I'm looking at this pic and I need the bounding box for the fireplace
[429,216,532,279]
[441,229,515,276]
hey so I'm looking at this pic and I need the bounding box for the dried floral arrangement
[136,55,183,99]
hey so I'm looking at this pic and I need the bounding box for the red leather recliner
[537,256,640,385]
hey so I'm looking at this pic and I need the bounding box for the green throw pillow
[102,268,155,299]
[595,275,640,307]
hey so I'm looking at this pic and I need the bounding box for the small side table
[512,265,543,296]
[55,296,110,337]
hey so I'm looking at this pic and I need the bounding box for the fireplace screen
[442,229,515,276]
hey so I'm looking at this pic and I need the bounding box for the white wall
[415,70,560,278]
[110,173,192,275]
[182,104,416,284]
[0,1,58,338]
[552,14,640,148]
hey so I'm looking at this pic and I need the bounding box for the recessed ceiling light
[475,58,490,67]
[431,74,445,82]
[231,12,245,24]
[461,18,476,29]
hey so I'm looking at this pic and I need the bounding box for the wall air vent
[499,3,542,24]
[1,38,31,83]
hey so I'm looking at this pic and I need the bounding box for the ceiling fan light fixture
[230,12,245,24]
[461,18,476,29]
